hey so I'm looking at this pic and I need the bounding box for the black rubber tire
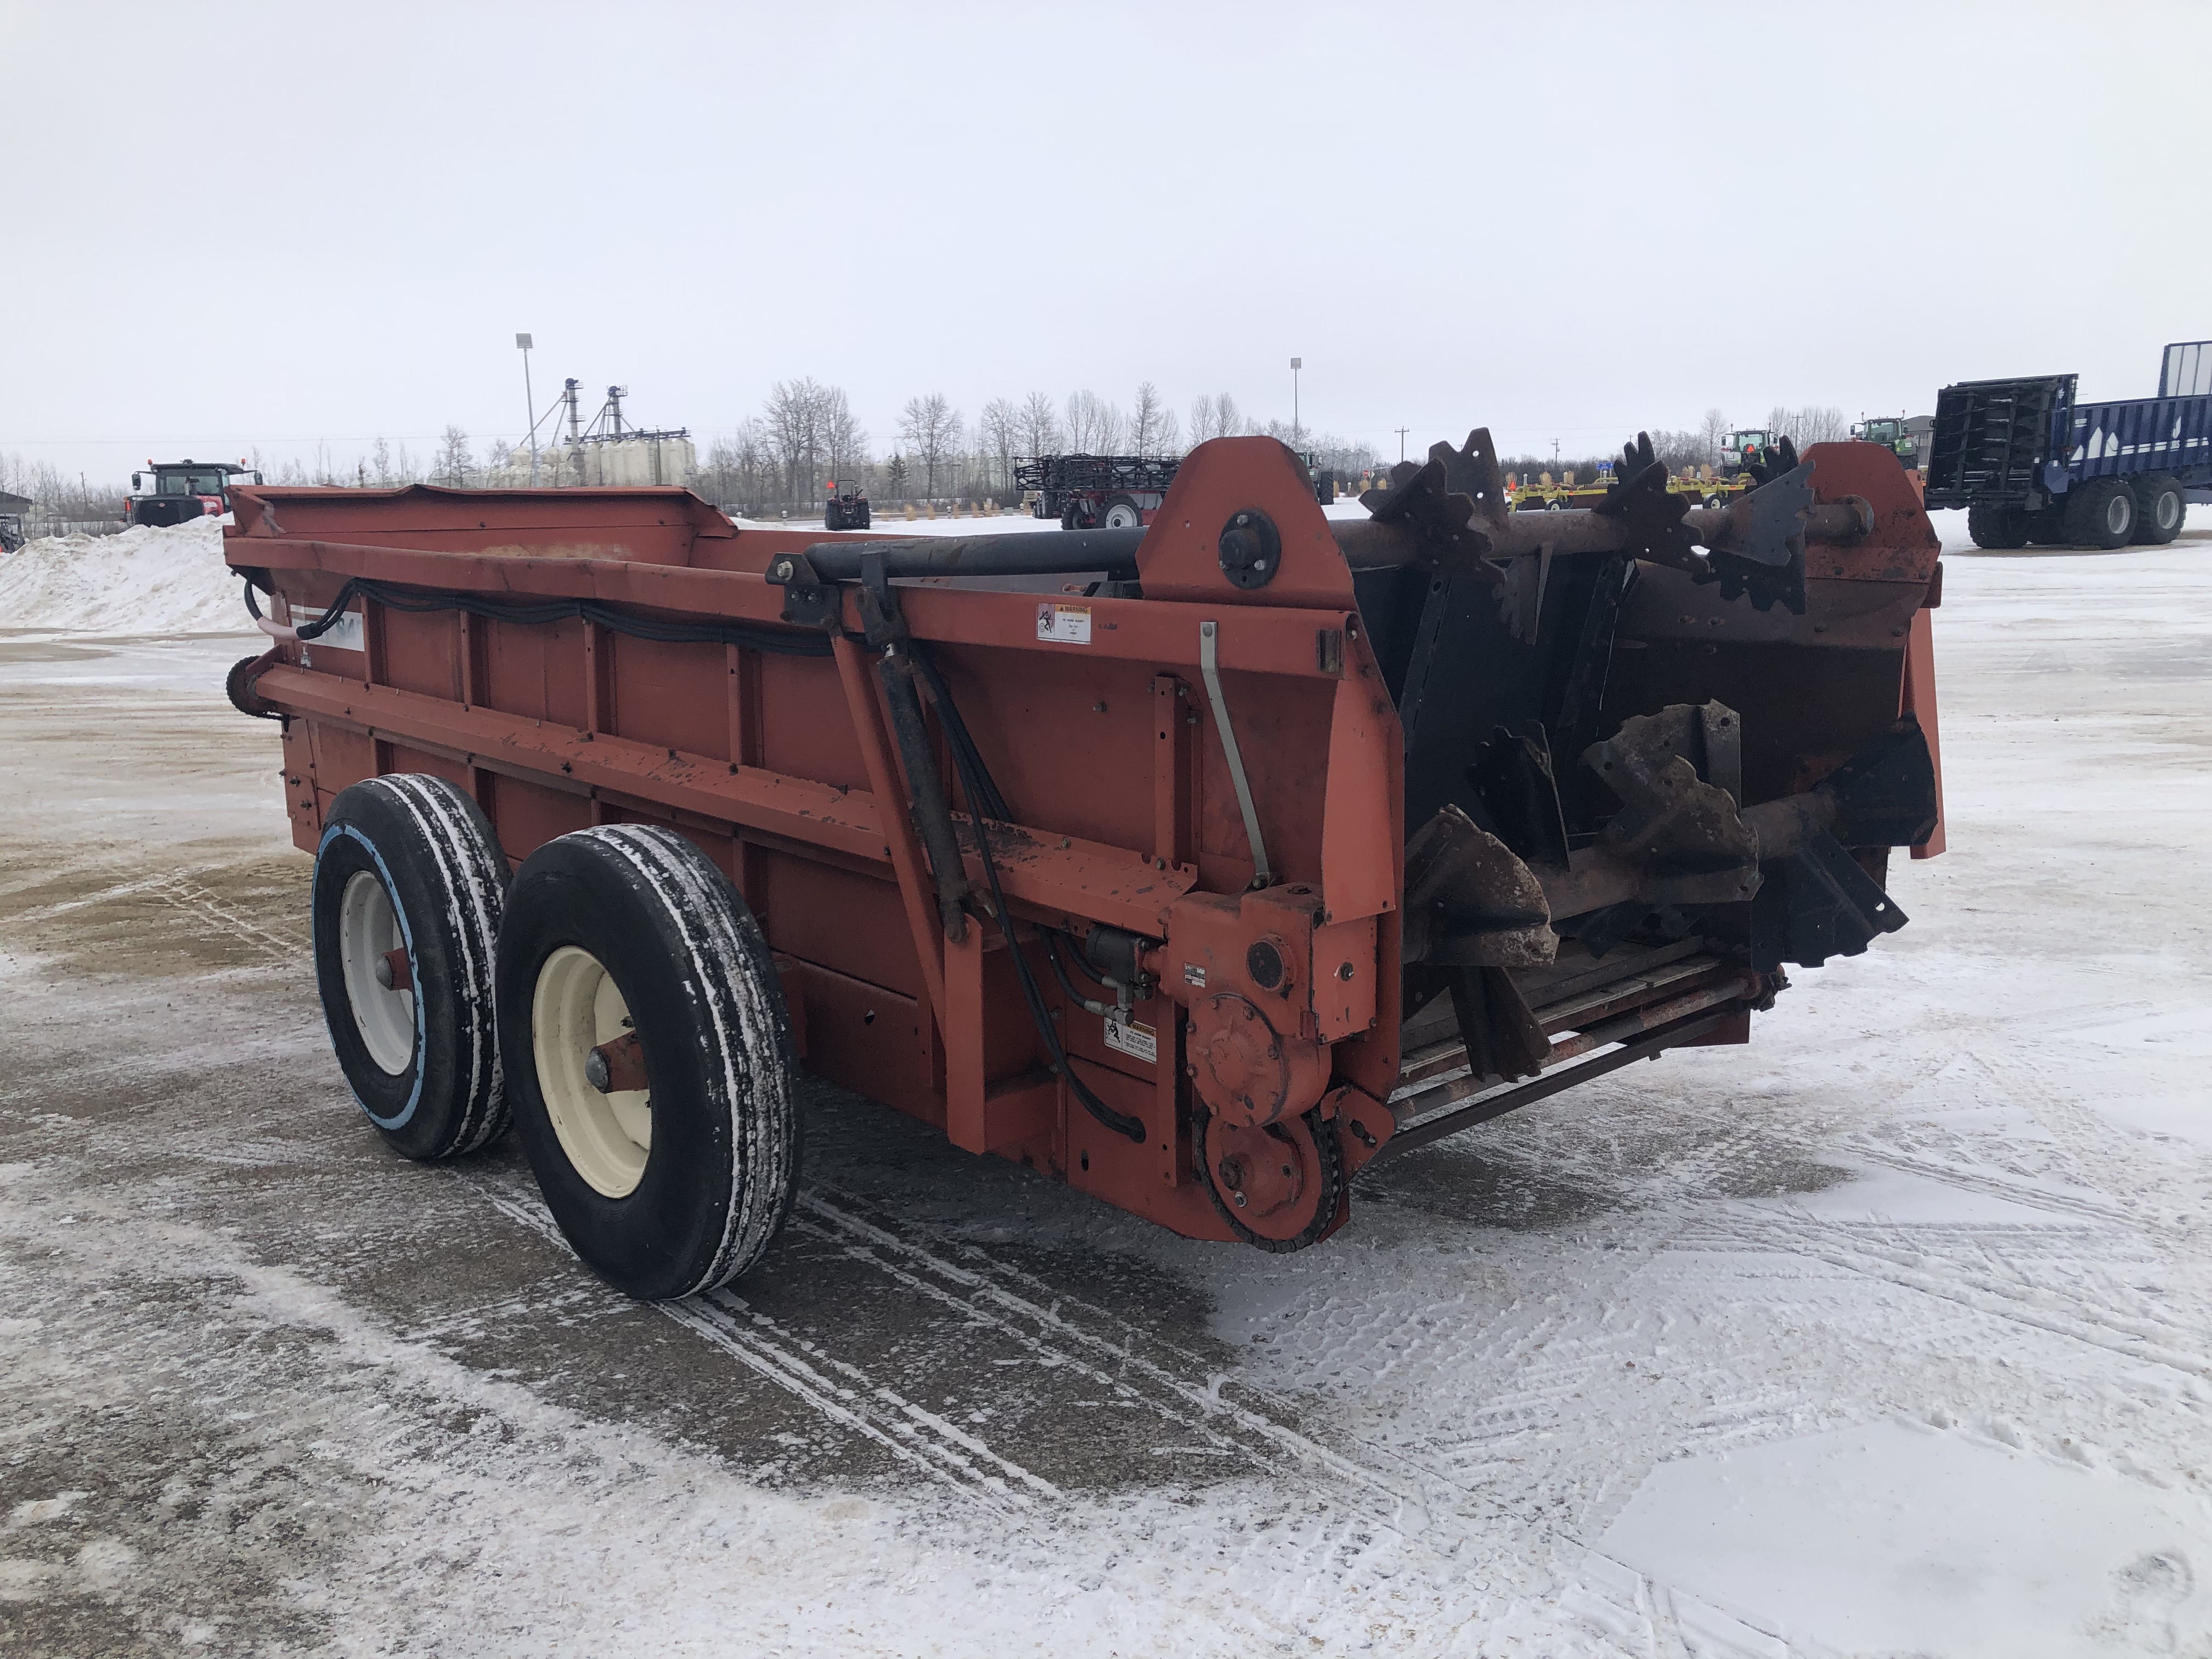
[1966,504,2031,549]
[226,654,280,719]
[823,502,844,531]
[2062,477,2137,550]
[312,775,509,1160]
[1101,494,1144,529]
[497,825,800,1300]
[2132,475,2184,545]
[854,503,871,528]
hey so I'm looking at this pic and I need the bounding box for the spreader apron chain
[1197,619,1273,891]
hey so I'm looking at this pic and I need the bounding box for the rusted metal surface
[229,428,1944,1250]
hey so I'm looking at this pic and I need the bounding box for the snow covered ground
[1,512,2209,1655]
[0,518,244,634]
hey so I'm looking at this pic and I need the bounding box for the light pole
[1289,357,1302,449]
[516,332,539,485]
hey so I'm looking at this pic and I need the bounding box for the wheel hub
[338,870,415,1075]
[1198,1107,1342,1250]
[532,945,652,1198]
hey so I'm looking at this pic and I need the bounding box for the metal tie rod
[1198,619,1272,890]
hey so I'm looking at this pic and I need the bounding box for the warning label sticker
[1103,1016,1157,1065]
[1036,602,1092,644]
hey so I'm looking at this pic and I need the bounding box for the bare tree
[1699,408,1730,466]
[1188,393,1245,445]
[979,397,1019,493]
[436,425,472,487]
[765,377,838,505]
[1128,382,1171,454]
[1156,408,1183,455]
[1015,392,1060,458]
[899,392,963,499]
[1064,389,1109,451]
[1765,405,1850,446]
[823,387,868,489]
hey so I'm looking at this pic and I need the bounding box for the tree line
[0,401,1859,540]
[698,380,1386,514]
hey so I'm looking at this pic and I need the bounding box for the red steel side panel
[229,450,1387,1249]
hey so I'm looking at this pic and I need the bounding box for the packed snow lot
[1,511,2209,1655]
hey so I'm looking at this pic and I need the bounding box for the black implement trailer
[1016,453,1181,529]
[1018,451,1335,529]
[0,492,28,554]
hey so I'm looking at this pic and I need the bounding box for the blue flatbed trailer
[1925,339,2211,549]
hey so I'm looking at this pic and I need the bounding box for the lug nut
[584,1049,612,1092]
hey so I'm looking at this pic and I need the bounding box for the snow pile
[0,517,250,634]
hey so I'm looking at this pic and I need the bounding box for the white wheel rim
[2107,495,2131,535]
[338,870,415,1075]
[532,945,651,1198]
[1105,503,1139,528]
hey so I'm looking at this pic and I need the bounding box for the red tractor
[823,480,872,530]
[127,460,262,527]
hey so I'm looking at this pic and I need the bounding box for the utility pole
[1552,438,1561,466]
[516,334,539,484]
[1289,357,1302,449]
[1394,426,1409,462]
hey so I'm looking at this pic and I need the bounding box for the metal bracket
[765,550,842,632]
[1198,619,1273,890]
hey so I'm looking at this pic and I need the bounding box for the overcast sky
[6,0,2208,481]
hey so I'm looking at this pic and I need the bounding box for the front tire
[1101,494,1144,529]
[2063,478,2137,550]
[1966,504,2030,549]
[497,825,800,1300]
[312,775,509,1160]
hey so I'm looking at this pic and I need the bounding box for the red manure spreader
[225,432,1943,1299]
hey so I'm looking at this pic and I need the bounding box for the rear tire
[2062,478,2137,550]
[497,825,800,1300]
[312,775,509,1160]
[2132,475,2184,545]
[1101,494,1144,529]
[1966,504,2030,549]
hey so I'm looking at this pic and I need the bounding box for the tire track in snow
[1676,1209,2212,1381]
[466,1176,1057,1509]
[793,1184,1555,1541]
[146,872,303,966]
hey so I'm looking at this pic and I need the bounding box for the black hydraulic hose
[240,572,833,658]
[1043,931,1114,1018]
[877,642,972,944]
[909,642,1147,1143]
[796,528,1145,583]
